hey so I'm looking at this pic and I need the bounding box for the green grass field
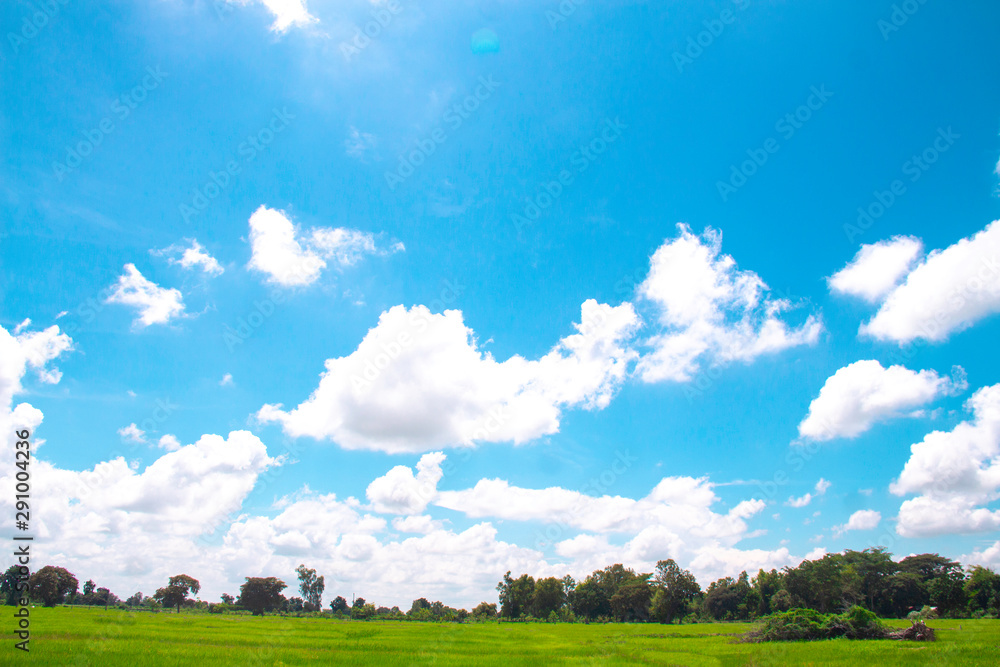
[9,607,999,665]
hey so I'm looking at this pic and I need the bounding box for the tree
[496,572,535,619]
[28,566,78,607]
[570,578,605,620]
[531,577,566,618]
[409,597,431,616]
[221,593,235,605]
[650,559,701,624]
[330,595,349,613]
[237,577,287,616]
[125,592,143,607]
[83,579,95,596]
[964,566,1000,616]
[153,574,201,614]
[295,564,325,612]
[351,597,374,619]
[1,565,27,606]
[610,578,653,622]
[472,602,498,619]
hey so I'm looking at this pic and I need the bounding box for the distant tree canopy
[497,549,1000,623]
[9,550,999,623]
[237,577,287,616]
[154,575,201,614]
[28,566,78,607]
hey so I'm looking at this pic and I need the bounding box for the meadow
[9,607,998,666]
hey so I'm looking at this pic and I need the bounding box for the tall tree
[650,559,700,624]
[28,566,78,607]
[531,577,566,618]
[237,577,287,616]
[295,564,325,611]
[330,595,349,613]
[496,572,535,619]
[153,574,200,614]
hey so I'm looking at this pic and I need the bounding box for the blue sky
[2,0,999,607]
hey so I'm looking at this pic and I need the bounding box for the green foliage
[28,566,78,607]
[744,606,892,643]
[237,577,287,616]
[650,559,700,624]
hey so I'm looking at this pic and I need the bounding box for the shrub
[742,607,898,643]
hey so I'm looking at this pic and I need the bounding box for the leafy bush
[906,605,938,622]
[742,606,897,643]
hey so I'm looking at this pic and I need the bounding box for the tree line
[3,548,998,622]
[496,549,1000,623]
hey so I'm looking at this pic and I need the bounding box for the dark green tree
[28,566,78,607]
[650,559,700,624]
[237,577,287,616]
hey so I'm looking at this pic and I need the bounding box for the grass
[11,607,1000,665]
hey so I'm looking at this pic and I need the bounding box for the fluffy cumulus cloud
[833,509,881,536]
[891,383,1000,537]
[860,221,1000,343]
[105,264,185,328]
[246,206,402,287]
[828,236,923,302]
[963,541,1000,569]
[786,478,831,508]
[366,452,445,514]
[636,225,822,383]
[155,239,224,276]
[798,360,964,441]
[258,299,640,453]
[227,0,316,32]
[0,317,815,606]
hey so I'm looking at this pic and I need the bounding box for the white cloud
[391,515,444,534]
[860,221,1000,343]
[833,509,881,536]
[828,236,923,302]
[106,264,185,328]
[157,434,182,452]
[247,206,401,287]
[798,360,962,441]
[156,239,223,276]
[891,383,1000,537]
[636,225,822,383]
[366,452,445,515]
[118,423,147,445]
[258,299,639,453]
[220,373,234,387]
[963,541,1000,569]
[786,478,831,508]
[0,323,72,407]
[227,0,316,32]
